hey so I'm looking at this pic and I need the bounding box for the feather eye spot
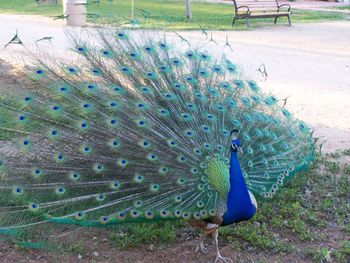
[55,153,65,163]
[55,187,66,195]
[193,148,202,155]
[24,96,32,102]
[93,163,104,173]
[13,187,23,195]
[197,184,205,190]
[191,167,199,174]
[197,201,204,208]
[36,69,44,75]
[159,43,167,49]
[174,210,182,218]
[172,59,180,65]
[96,194,105,201]
[117,158,128,168]
[33,168,42,176]
[213,65,222,72]
[185,129,195,137]
[134,174,144,183]
[204,143,211,150]
[145,210,154,219]
[194,212,201,219]
[74,211,85,220]
[209,209,216,216]
[111,180,121,190]
[134,200,143,208]
[160,210,168,217]
[177,177,186,185]
[176,154,187,163]
[182,212,190,220]
[100,216,110,224]
[174,195,182,202]
[200,162,207,169]
[29,203,40,211]
[186,51,194,58]
[69,172,80,181]
[67,67,77,73]
[159,166,169,175]
[147,153,158,161]
[167,139,178,148]
[150,183,159,192]
[117,211,126,220]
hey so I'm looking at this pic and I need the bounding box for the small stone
[147,244,155,252]
[77,254,83,260]
[93,251,99,257]
[101,238,108,242]
[92,237,98,240]
[253,221,261,227]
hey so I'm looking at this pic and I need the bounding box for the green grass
[0,0,349,30]
[333,5,350,10]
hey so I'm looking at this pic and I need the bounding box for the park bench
[231,0,291,27]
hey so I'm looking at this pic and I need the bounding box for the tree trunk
[186,0,192,20]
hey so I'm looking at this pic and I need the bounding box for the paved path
[0,14,349,152]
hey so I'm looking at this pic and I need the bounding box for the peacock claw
[195,241,207,253]
[214,254,233,263]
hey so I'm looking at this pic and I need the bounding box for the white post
[186,0,192,20]
[63,0,87,26]
[131,0,134,21]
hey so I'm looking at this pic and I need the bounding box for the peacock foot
[214,253,233,263]
[195,240,208,253]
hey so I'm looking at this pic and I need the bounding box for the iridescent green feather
[0,29,314,247]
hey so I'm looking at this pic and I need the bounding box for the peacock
[0,29,314,262]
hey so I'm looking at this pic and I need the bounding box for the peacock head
[230,129,242,153]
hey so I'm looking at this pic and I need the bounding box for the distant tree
[186,0,192,20]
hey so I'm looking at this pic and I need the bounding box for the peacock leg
[212,229,233,263]
[195,232,208,253]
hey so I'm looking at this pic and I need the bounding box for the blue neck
[221,140,256,226]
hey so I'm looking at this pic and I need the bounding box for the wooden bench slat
[231,0,291,27]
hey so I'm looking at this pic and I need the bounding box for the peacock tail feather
[0,29,314,245]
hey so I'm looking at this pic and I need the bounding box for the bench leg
[274,16,278,24]
[246,17,250,28]
[287,15,291,26]
[232,16,236,27]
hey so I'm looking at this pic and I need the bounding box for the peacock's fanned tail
[0,29,314,244]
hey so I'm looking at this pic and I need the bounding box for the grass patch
[0,0,349,30]
[333,5,350,10]
[109,221,181,248]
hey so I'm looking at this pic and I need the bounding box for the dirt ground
[0,14,349,263]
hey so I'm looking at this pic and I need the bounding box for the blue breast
[221,139,256,226]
